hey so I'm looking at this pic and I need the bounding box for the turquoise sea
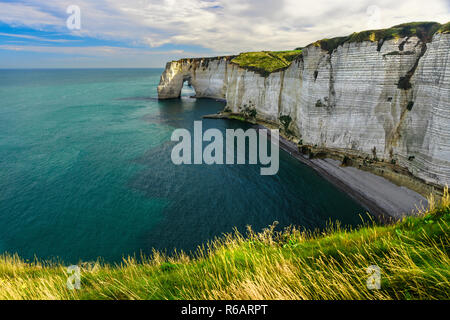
[0,69,366,264]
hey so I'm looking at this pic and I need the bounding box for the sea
[0,69,365,264]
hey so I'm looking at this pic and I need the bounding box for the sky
[0,0,449,68]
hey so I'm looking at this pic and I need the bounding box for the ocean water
[0,69,366,264]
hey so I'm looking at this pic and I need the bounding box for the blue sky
[0,0,449,68]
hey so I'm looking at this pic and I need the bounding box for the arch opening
[181,75,196,98]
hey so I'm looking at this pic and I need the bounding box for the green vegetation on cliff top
[438,22,450,34]
[230,21,448,75]
[231,50,302,76]
[1,188,449,300]
[308,21,442,53]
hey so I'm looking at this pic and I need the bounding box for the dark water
[0,69,365,264]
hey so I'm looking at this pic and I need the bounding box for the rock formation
[158,24,450,190]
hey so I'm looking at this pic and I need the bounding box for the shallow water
[0,69,365,263]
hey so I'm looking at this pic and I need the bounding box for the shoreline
[268,128,427,221]
[204,113,428,221]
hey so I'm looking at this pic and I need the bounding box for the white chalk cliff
[158,32,450,189]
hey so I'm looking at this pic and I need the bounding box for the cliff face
[157,33,450,188]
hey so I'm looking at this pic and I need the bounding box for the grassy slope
[1,189,449,300]
[230,50,302,76]
[438,22,450,34]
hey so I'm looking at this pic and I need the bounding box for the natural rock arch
[157,62,199,99]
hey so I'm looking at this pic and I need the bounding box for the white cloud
[118,0,450,52]
[0,32,81,43]
[1,0,449,55]
[0,2,62,27]
[0,44,185,56]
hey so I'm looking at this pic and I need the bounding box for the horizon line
[0,67,166,70]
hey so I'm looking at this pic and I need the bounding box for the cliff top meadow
[231,50,303,76]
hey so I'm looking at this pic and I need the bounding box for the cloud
[1,0,449,55]
[112,0,450,52]
[0,32,81,43]
[0,44,185,56]
[0,2,62,27]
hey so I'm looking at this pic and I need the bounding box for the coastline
[270,129,427,221]
[204,112,428,221]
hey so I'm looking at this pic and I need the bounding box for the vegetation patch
[314,70,319,81]
[241,101,257,118]
[231,50,302,77]
[341,156,353,167]
[279,114,292,134]
[383,51,415,57]
[349,22,440,43]
[437,22,450,34]
[398,76,413,90]
[311,36,349,54]
[315,99,325,108]
[406,101,414,111]
[397,41,427,91]
[228,115,246,122]
[372,146,378,161]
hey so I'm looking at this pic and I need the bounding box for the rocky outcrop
[157,33,450,189]
[158,56,235,100]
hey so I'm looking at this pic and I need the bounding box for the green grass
[231,50,302,76]
[438,22,450,34]
[0,188,449,300]
[228,114,247,122]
